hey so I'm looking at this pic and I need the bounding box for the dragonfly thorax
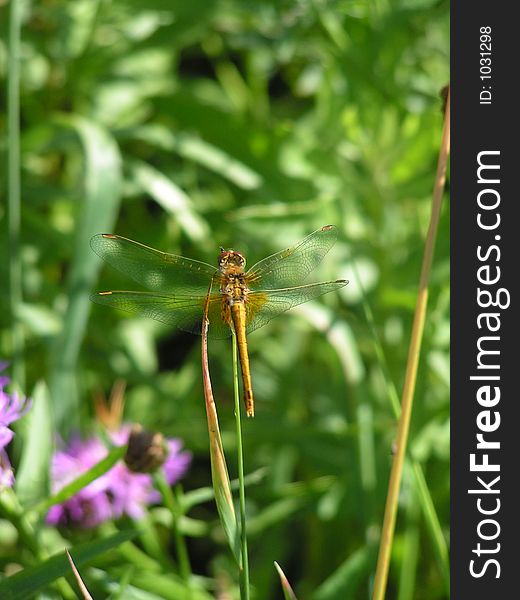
[218,251,248,307]
[220,271,249,304]
[219,250,248,307]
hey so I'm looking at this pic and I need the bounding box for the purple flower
[47,425,191,527]
[0,363,32,489]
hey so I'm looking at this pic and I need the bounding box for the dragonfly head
[218,249,246,272]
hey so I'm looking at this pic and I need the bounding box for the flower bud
[124,424,168,473]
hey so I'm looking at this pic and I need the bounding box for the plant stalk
[154,474,192,582]
[354,262,450,589]
[7,0,25,387]
[232,330,250,600]
[371,88,450,600]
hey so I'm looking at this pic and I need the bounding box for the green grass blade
[397,484,420,600]
[201,305,240,563]
[0,529,137,600]
[31,445,126,518]
[48,115,123,433]
[7,0,25,387]
[353,256,450,589]
[274,562,298,600]
[153,475,192,582]
[14,381,52,507]
[207,401,240,564]
[312,546,374,600]
[121,125,263,190]
[130,159,209,242]
[371,91,451,600]
[128,572,213,600]
[181,468,266,510]
[411,461,450,588]
[232,331,250,600]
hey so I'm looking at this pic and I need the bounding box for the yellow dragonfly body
[91,225,348,416]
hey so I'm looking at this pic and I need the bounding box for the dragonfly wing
[91,234,218,294]
[90,291,231,339]
[245,225,339,290]
[245,279,348,333]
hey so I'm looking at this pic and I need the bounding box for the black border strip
[451,3,517,597]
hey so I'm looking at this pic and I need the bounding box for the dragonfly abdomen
[230,302,254,417]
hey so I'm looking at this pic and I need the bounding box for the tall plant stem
[7,0,25,387]
[371,88,450,600]
[154,474,192,583]
[354,263,449,589]
[232,331,250,600]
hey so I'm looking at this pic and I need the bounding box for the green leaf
[16,303,62,337]
[123,125,263,190]
[129,572,213,600]
[207,409,240,563]
[32,445,126,518]
[130,159,209,242]
[182,467,267,510]
[14,381,52,507]
[202,316,240,563]
[0,530,137,600]
[311,546,374,600]
[274,562,298,600]
[48,114,123,434]
[246,496,306,537]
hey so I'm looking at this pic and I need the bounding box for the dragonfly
[90,225,348,417]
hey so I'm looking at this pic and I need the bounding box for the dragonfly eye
[218,250,246,269]
[234,252,246,267]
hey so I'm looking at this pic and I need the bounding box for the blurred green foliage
[1,0,449,598]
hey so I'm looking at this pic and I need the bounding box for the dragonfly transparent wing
[91,234,218,295]
[90,290,231,339]
[246,225,339,290]
[245,279,348,334]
